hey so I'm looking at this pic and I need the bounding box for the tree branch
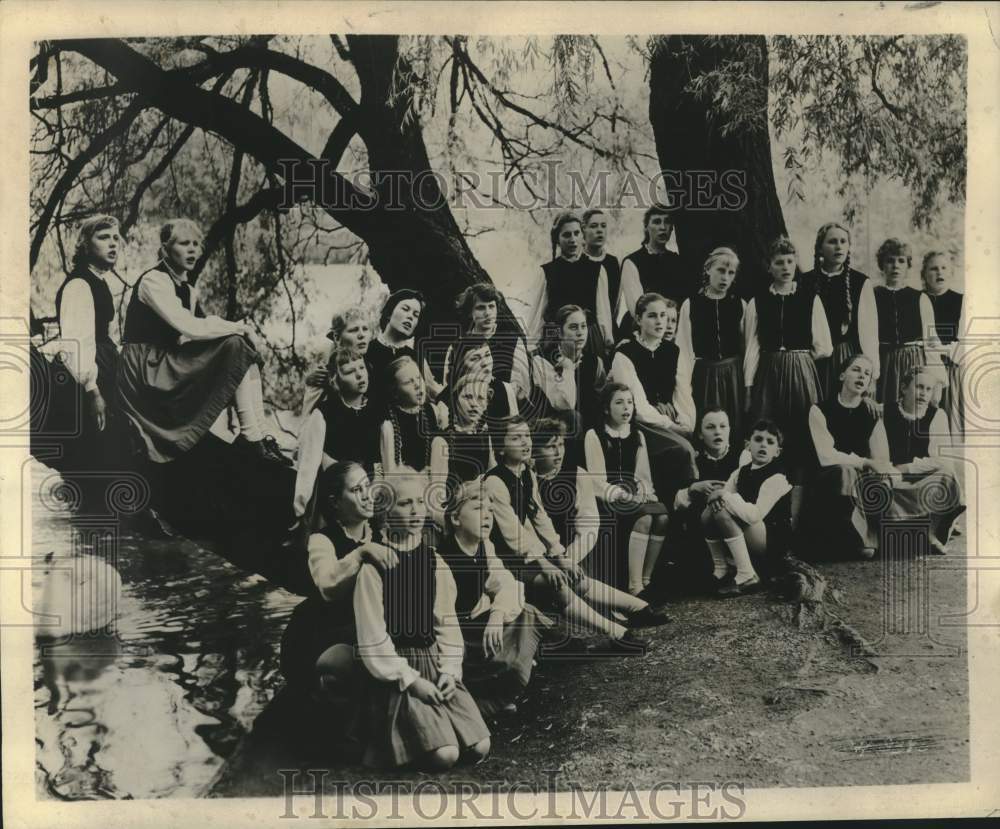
[30,97,146,270]
[192,186,284,284]
[320,116,357,165]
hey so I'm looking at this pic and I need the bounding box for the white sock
[723,534,757,584]
[706,539,729,579]
[628,531,649,594]
[234,370,263,441]
[642,534,665,587]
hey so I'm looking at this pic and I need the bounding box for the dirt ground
[208,523,969,797]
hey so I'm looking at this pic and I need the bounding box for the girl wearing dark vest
[443,335,519,427]
[450,284,532,404]
[118,219,287,465]
[42,215,129,474]
[280,462,399,698]
[483,416,650,655]
[744,236,832,503]
[367,289,446,417]
[527,212,614,361]
[806,355,893,560]
[582,209,626,342]
[872,238,948,420]
[673,409,748,586]
[799,223,880,402]
[882,367,965,554]
[677,247,748,442]
[437,479,554,717]
[584,383,669,596]
[442,368,495,489]
[293,348,380,523]
[532,418,671,626]
[301,305,372,416]
[702,420,792,597]
[610,292,698,502]
[618,203,690,334]
[921,251,965,438]
[529,304,607,451]
[354,469,491,769]
[379,356,449,526]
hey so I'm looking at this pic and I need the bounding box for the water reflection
[32,460,300,800]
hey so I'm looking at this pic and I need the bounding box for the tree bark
[649,36,787,299]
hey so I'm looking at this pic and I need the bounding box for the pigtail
[842,252,853,335]
[389,408,403,467]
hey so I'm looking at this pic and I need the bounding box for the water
[31,460,301,800]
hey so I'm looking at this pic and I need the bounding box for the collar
[633,332,663,352]
[701,444,730,462]
[836,392,863,409]
[336,520,371,544]
[159,259,189,286]
[584,250,605,262]
[377,329,415,350]
[387,532,422,552]
[819,265,845,278]
[768,282,797,296]
[604,423,631,439]
[898,404,928,422]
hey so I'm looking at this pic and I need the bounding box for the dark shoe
[635,584,661,604]
[628,605,673,629]
[540,636,591,659]
[591,631,649,657]
[717,574,762,598]
[262,435,294,466]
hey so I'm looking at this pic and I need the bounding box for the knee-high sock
[723,534,757,583]
[706,539,730,579]
[642,534,665,587]
[234,367,263,441]
[628,531,649,594]
[245,364,269,432]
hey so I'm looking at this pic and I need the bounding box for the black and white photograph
[2,1,998,824]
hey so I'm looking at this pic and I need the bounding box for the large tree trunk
[649,36,787,299]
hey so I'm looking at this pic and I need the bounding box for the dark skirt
[118,334,261,462]
[885,464,965,544]
[362,645,490,768]
[589,500,668,591]
[941,359,965,439]
[635,422,698,500]
[877,343,925,419]
[751,350,822,478]
[30,342,133,478]
[692,355,745,443]
[805,464,883,553]
[460,603,554,716]
[815,341,858,404]
[279,595,357,689]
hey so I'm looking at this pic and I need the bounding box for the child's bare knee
[652,515,669,533]
[467,737,491,761]
[634,515,652,533]
[425,745,460,770]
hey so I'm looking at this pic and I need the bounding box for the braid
[842,252,853,335]
[390,408,403,466]
[422,403,433,472]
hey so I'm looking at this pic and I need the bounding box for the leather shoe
[717,575,762,598]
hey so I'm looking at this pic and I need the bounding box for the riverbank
[207,527,969,796]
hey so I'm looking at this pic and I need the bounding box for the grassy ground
[208,525,969,796]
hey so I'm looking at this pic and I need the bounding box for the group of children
[40,206,966,772]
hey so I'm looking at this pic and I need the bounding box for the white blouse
[583,424,656,505]
[57,272,115,392]
[354,548,464,690]
[608,338,696,434]
[807,401,891,469]
[136,268,242,342]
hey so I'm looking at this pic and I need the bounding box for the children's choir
[46,209,966,770]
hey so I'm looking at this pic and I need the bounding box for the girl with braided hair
[379,355,449,528]
[800,223,880,402]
